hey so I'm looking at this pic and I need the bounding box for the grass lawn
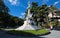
[0,28,4,30]
[6,29,50,36]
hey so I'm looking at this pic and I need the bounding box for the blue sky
[4,0,60,19]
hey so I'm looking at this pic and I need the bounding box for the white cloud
[8,0,19,5]
[54,1,60,5]
[19,12,26,18]
[42,0,49,4]
[20,13,26,16]
[19,16,24,18]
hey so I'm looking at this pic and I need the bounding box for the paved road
[40,30,60,38]
[0,30,60,38]
[0,30,44,38]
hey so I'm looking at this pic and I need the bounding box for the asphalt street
[0,30,60,38]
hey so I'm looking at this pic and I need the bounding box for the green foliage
[58,22,60,26]
[50,21,60,27]
[32,2,38,7]
[25,2,59,27]
[0,0,24,28]
[50,21,56,26]
[7,29,49,35]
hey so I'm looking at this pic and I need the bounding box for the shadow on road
[53,26,60,31]
[0,30,46,38]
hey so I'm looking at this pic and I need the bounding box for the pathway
[40,30,60,38]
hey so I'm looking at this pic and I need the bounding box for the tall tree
[0,0,24,28]
[25,2,60,29]
[0,0,10,27]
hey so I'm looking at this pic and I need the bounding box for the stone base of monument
[15,21,40,30]
[15,25,40,30]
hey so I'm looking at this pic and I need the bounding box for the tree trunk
[45,15,50,29]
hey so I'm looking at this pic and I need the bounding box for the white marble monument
[15,2,40,30]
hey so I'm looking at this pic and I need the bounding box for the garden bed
[6,29,50,36]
